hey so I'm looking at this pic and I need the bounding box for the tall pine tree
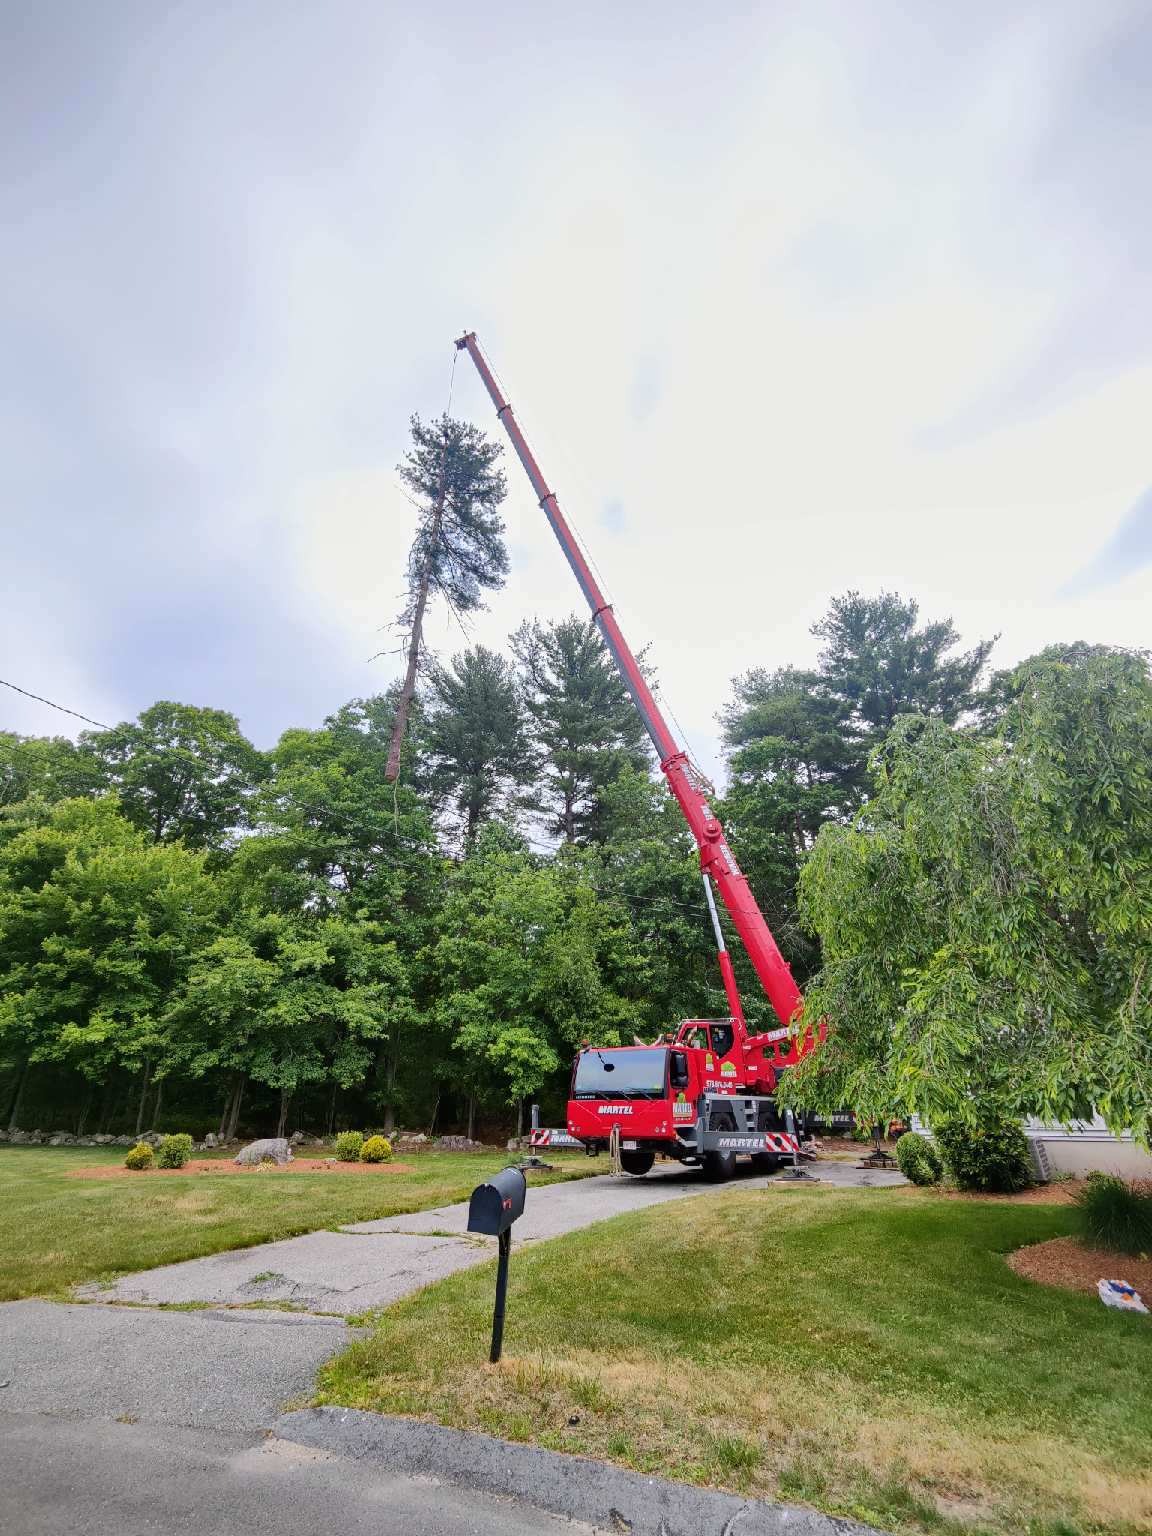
[385,415,508,782]
[512,616,650,844]
[425,646,534,844]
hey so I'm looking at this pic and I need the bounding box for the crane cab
[565,1023,800,1180]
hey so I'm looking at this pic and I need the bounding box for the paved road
[1,1413,593,1536]
[77,1159,903,1313]
[0,1300,350,1428]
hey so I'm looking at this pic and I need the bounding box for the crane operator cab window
[709,1023,735,1060]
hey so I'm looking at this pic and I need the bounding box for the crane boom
[455,332,803,1030]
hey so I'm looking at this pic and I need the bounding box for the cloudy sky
[4,0,1149,778]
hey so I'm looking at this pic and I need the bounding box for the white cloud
[4,0,1149,775]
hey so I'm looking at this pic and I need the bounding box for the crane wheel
[619,1150,655,1177]
[701,1149,737,1182]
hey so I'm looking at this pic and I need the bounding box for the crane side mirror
[466,1166,527,1236]
[670,1051,690,1089]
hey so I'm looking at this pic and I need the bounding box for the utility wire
[0,677,110,730]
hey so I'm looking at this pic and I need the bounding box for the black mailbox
[467,1166,526,1236]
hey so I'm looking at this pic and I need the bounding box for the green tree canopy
[425,646,534,843]
[812,589,994,739]
[0,733,103,808]
[80,701,266,848]
[786,645,1152,1141]
[433,827,648,1115]
[0,798,219,1121]
[512,616,650,844]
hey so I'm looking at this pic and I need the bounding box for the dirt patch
[1007,1235,1152,1298]
[941,1178,1084,1204]
[68,1157,417,1180]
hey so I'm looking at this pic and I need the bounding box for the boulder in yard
[234,1137,293,1167]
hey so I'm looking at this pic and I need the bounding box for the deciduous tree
[81,702,266,849]
[786,645,1152,1141]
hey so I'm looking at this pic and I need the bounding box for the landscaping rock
[290,1131,305,1145]
[434,1135,484,1152]
[48,1133,75,1146]
[202,1133,218,1148]
[234,1137,293,1167]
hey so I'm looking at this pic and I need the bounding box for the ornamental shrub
[360,1135,392,1164]
[933,1115,1032,1193]
[156,1133,194,1169]
[334,1131,364,1162]
[124,1142,154,1171]
[895,1131,942,1186]
[1075,1172,1152,1255]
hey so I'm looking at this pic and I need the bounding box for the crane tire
[620,1150,655,1177]
[702,1149,737,1182]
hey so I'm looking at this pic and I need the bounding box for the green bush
[1075,1173,1152,1256]
[124,1142,154,1171]
[334,1131,364,1162]
[360,1135,392,1164]
[895,1132,942,1186]
[933,1115,1032,1193]
[156,1133,194,1169]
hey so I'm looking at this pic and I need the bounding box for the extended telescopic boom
[455,333,804,1031]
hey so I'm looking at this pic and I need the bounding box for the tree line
[3,413,1147,1142]
[8,582,1132,1142]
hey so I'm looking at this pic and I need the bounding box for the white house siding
[909,1114,1152,1181]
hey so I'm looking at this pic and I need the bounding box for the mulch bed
[1007,1235,1152,1298]
[68,1158,417,1180]
[940,1178,1085,1204]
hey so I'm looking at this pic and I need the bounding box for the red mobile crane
[455,333,823,1180]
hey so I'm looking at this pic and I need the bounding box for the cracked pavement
[74,1160,904,1315]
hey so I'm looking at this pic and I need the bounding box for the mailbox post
[466,1166,527,1363]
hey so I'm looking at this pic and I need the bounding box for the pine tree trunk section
[276,1086,290,1140]
[134,1059,152,1136]
[467,1094,476,1141]
[5,1058,29,1131]
[225,1075,246,1140]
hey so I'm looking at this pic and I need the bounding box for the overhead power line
[0,677,110,730]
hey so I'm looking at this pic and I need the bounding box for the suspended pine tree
[385,414,508,782]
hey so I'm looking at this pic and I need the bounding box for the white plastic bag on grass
[1098,1278,1148,1313]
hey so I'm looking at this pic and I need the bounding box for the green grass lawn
[318,1183,1152,1536]
[0,1144,591,1303]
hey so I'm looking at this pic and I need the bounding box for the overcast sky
[4,0,1149,780]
